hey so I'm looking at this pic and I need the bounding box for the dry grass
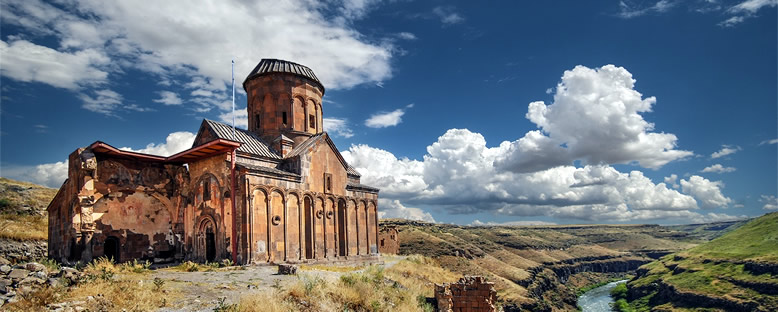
[5,258,177,312]
[0,213,47,240]
[300,263,364,272]
[236,255,459,312]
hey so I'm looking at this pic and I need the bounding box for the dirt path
[154,256,405,311]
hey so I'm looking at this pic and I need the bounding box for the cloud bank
[0,0,395,115]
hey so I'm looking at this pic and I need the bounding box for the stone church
[47,59,380,265]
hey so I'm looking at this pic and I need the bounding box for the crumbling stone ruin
[435,276,497,312]
[378,227,399,254]
[47,59,381,265]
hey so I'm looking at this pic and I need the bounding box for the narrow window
[203,180,211,201]
[324,173,332,193]
[309,114,316,130]
[282,112,287,125]
[255,114,260,129]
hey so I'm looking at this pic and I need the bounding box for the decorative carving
[316,209,324,219]
[272,215,282,225]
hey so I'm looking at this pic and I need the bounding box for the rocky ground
[0,257,78,310]
[0,256,405,311]
[154,257,401,311]
[0,239,47,263]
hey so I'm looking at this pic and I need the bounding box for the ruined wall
[435,276,497,312]
[378,227,399,255]
[48,148,188,263]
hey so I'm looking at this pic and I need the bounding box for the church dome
[243,58,324,94]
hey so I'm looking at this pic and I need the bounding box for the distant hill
[0,177,56,241]
[665,218,752,243]
[624,212,778,311]
[0,177,58,215]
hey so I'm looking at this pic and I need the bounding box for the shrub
[610,282,628,300]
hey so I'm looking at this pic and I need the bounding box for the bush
[610,282,628,300]
[611,298,634,312]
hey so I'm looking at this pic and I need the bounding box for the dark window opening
[255,114,260,129]
[282,112,288,125]
[380,239,385,247]
[324,173,332,193]
[68,238,83,262]
[104,236,120,262]
[309,114,316,130]
[203,180,211,201]
[205,232,215,262]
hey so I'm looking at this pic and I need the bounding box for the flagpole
[232,59,236,139]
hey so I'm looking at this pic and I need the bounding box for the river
[577,280,628,312]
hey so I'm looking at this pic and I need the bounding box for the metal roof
[243,59,325,94]
[286,132,325,158]
[202,119,281,159]
[236,162,301,179]
[346,182,379,193]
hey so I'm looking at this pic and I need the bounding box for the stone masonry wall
[435,276,497,312]
[378,227,399,255]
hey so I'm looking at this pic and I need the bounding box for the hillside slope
[0,177,55,241]
[625,212,778,311]
[382,219,702,311]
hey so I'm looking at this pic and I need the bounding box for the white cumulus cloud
[346,128,702,223]
[0,0,396,115]
[711,145,741,159]
[0,39,110,90]
[680,176,732,208]
[154,91,183,105]
[365,106,410,128]
[701,164,737,173]
[323,118,355,138]
[378,199,436,222]
[119,131,196,156]
[495,64,692,173]
[761,195,778,210]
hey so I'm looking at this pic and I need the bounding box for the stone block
[277,264,298,275]
[7,269,29,280]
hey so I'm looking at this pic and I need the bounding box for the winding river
[577,280,628,312]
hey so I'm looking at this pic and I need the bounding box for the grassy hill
[622,212,778,311]
[382,219,703,311]
[0,177,57,241]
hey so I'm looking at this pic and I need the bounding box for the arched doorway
[104,236,120,262]
[198,217,217,262]
[337,199,347,257]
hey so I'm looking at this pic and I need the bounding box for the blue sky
[1,0,776,225]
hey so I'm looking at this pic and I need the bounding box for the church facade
[47,59,380,265]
